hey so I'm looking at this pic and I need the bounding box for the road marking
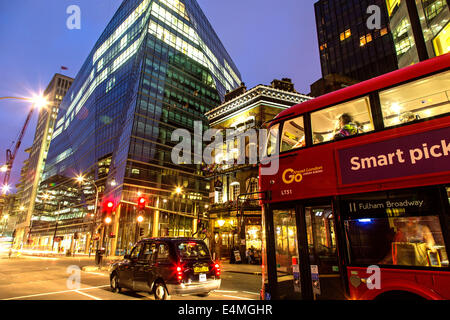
[221,294,253,300]
[2,285,110,300]
[75,290,102,300]
[242,291,259,296]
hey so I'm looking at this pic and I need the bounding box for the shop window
[311,96,373,144]
[380,70,450,127]
[280,116,305,152]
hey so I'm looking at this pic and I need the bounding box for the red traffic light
[104,201,114,213]
[137,196,146,210]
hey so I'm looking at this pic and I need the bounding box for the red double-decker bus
[259,53,450,300]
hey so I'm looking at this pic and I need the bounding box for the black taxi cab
[109,237,221,299]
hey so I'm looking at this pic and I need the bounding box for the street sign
[234,250,241,262]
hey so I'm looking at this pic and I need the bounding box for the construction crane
[2,107,35,188]
[0,95,47,194]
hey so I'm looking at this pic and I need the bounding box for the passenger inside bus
[380,217,437,266]
[333,113,361,140]
[399,111,420,124]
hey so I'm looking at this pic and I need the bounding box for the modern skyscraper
[14,74,73,247]
[315,0,398,82]
[386,0,450,68]
[35,0,241,255]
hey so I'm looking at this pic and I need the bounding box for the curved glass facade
[37,0,241,254]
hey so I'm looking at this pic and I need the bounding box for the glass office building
[386,0,450,68]
[38,0,241,255]
[315,0,398,81]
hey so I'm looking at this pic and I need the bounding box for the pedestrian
[245,248,251,264]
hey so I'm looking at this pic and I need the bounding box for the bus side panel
[347,266,450,300]
[261,146,338,203]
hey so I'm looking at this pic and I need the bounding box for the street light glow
[0,165,7,173]
[137,215,144,223]
[76,175,84,183]
[31,95,48,110]
[1,184,10,194]
[20,206,25,212]
[105,216,112,224]
[175,187,183,194]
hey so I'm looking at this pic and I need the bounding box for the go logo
[282,168,303,184]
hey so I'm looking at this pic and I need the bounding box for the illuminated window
[340,29,351,41]
[320,43,327,51]
[311,97,373,144]
[360,34,373,46]
[280,116,305,152]
[380,27,388,36]
[380,70,450,127]
[433,22,450,57]
[394,18,410,39]
[230,183,240,202]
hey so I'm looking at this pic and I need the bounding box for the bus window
[345,216,449,267]
[380,70,450,127]
[266,123,280,156]
[280,116,305,152]
[310,97,374,144]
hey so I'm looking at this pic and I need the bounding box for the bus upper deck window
[311,96,374,144]
[280,116,305,152]
[266,123,280,156]
[380,70,450,127]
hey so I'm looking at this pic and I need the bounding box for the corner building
[40,0,241,255]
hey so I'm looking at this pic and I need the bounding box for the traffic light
[137,196,146,210]
[105,201,114,213]
[139,227,144,237]
[103,201,114,224]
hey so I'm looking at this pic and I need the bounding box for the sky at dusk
[0,0,321,190]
